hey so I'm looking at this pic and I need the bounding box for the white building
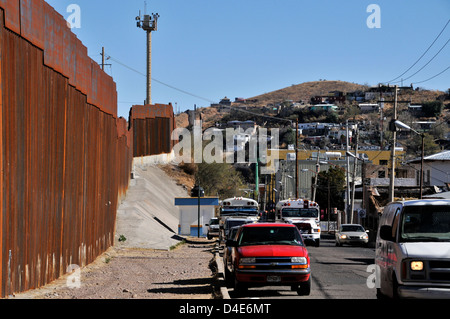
[175,197,219,237]
[409,150,450,187]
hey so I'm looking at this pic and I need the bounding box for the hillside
[175,80,447,128]
[247,80,369,106]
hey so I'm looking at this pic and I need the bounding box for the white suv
[376,199,450,299]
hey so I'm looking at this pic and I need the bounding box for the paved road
[228,237,378,299]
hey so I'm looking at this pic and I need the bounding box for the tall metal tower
[136,11,160,105]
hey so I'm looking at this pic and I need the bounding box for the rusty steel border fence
[0,2,135,297]
[130,104,176,158]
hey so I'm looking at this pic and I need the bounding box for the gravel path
[14,237,221,300]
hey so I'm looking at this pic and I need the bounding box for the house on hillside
[409,150,450,189]
[219,97,232,106]
[309,104,338,112]
[359,104,380,113]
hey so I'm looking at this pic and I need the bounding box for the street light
[394,120,425,199]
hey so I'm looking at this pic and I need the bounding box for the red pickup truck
[225,223,311,296]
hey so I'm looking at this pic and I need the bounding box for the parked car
[219,217,255,246]
[206,217,220,240]
[226,223,311,296]
[223,226,241,286]
[335,224,369,247]
[376,199,450,299]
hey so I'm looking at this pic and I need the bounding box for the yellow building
[266,149,405,168]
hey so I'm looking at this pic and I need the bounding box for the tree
[409,133,441,158]
[196,162,245,199]
[281,127,296,146]
[421,101,443,117]
[315,166,346,214]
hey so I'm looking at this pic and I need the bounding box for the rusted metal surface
[0,0,117,118]
[0,0,20,34]
[0,3,133,297]
[129,104,176,158]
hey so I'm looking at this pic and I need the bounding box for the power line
[386,19,450,84]
[392,37,450,83]
[107,55,216,104]
[412,64,450,85]
[106,54,293,124]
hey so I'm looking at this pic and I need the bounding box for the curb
[214,245,231,299]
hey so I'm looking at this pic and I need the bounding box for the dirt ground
[13,237,221,300]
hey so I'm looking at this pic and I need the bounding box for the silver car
[206,217,220,240]
[335,224,369,247]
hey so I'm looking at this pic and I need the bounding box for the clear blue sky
[45,0,450,118]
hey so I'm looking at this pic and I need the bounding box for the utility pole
[350,128,359,224]
[389,85,399,203]
[312,152,320,202]
[100,47,111,71]
[346,120,351,223]
[136,11,160,105]
[295,119,299,199]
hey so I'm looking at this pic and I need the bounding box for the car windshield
[281,208,318,218]
[341,225,365,232]
[209,218,219,225]
[226,220,249,229]
[399,206,450,242]
[237,227,304,247]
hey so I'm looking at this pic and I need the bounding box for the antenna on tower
[136,5,160,105]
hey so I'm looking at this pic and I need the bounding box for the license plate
[267,276,281,283]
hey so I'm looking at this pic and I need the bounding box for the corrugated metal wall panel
[0,0,117,118]
[130,104,176,158]
[20,0,45,50]
[0,9,3,298]
[63,25,77,84]
[0,0,20,34]
[0,4,133,297]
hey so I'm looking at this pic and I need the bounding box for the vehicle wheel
[224,267,234,288]
[376,288,388,299]
[297,277,311,296]
[392,274,400,299]
[315,239,320,247]
[234,277,247,296]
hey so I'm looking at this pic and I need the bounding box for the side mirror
[366,230,370,233]
[226,240,237,247]
[379,225,393,241]
[205,224,209,227]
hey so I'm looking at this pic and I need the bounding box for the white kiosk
[175,197,219,237]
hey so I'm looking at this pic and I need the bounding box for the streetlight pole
[346,120,351,223]
[389,86,399,203]
[296,119,299,199]
[394,120,425,199]
[420,134,425,199]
